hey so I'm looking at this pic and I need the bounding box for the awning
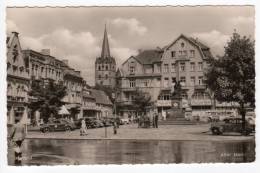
[65,103,81,110]
[58,105,70,115]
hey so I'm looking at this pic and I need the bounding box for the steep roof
[90,89,112,106]
[135,49,163,65]
[165,34,214,60]
[101,25,111,58]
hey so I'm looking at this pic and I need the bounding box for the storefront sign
[191,99,212,106]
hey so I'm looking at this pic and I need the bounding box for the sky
[6,6,254,86]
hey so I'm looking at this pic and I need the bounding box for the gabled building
[7,32,30,124]
[159,34,214,114]
[116,49,163,118]
[95,26,116,88]
[116,34,215,118]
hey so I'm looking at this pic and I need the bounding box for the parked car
[74,117,96,129]
[121,118,130,124]
[93,119,104,128]
[210,117,255,135]
[40,119,76,133]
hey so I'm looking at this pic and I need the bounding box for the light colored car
[121,118,130,124]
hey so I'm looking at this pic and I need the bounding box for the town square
[4,6,255,165]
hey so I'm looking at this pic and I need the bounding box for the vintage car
[74,117,97,129]
[210,117,255,135]
[40,119,76,133]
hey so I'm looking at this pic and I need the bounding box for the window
[163,94,170,100]
[164,77,169,87]
[179,51,183,55]
[144,80,148,87]
[129,79,136,88]
[183,50,187,56]
[190,50,195,57]
[181,42,185,48]
[102,65,104,70]
[105,74,108,79]
[129,66,135,73]
[171,63,176,72]
[105,65,108,70]
[198,76,204,85]
[190,76,195,86]
[98,65,101,70]
[190,62,195,71]
[163,64,169,73]
[98,75,101,79]
[172,77,176,86]
[180,63,185,72]
[41,67,44,73]
[198,62,203,71]
[171,51,176,57]
[180,77,186,86]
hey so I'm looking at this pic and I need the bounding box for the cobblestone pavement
[26,123,254,141]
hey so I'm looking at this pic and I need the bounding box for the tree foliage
[205,32,255,133]
[131,88,152,114]
[28,80,67,123]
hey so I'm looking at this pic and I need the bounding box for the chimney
[41,49,50,56]
[12,31,19,36]
[62,59,69,66]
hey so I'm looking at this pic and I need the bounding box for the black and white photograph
[1,2,257,170]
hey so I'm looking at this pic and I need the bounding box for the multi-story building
[7,32,30,124]
[23,49,64,86]
[158,34,213,114]
[116,49,163,118]
[116,34,214,117]
[95,26,116,88]
[23,48,84,120]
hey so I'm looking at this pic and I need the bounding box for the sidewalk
[26,124,254,141]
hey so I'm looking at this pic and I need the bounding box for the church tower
[95,25,116,88]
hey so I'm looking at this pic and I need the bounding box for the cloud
[111,18,147,36]
[191,30,230,56]
[229,16,254,26]
[6,19,19,34]
[14,26,137,86]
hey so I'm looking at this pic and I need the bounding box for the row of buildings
[95,29,241,119]
[7,31,113,125]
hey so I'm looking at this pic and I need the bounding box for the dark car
[93,119,104,128]
[40,119,76,133]
[210,117,255,135]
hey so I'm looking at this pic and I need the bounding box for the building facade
[7,32,30,124]
[116,50,163,118]
[116,34,215,118]
[95,26,116,88]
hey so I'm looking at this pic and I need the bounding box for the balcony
[120,87,137,92]
[194,85,206,90]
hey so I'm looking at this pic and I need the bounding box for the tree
[205,32,255,134]
[28,80,67,123]
[131,88,152,115]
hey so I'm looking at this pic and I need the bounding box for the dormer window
[181,42,185,48]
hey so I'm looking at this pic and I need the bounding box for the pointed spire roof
[101,24,111,58]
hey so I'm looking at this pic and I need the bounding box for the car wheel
[212,127,221,135]
[65,126,71,132]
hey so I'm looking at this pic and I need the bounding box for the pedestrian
[113,121,117,134]
[155,112,159,128]
[80,119,87,136]
[9,118,26,165]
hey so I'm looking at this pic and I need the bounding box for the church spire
[101,24,111,58]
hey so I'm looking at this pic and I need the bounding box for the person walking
[154,112,159,128]
[80,119,87,136]
[9,119,26,165]
[113,121,117,134]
